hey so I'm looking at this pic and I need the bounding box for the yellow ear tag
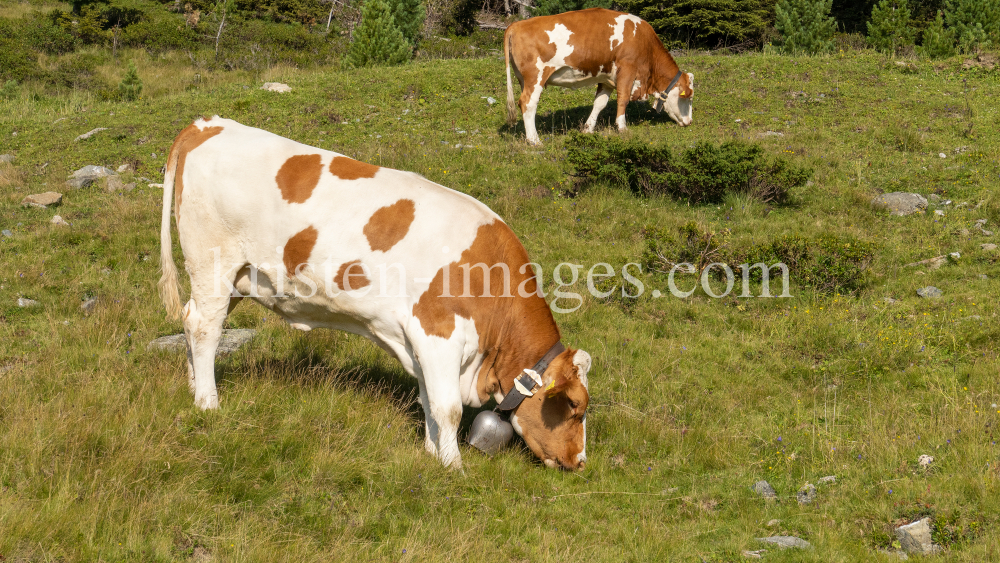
[545,380,557,397]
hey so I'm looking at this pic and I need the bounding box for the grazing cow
[158,117,591,470]
[504,8,694,145]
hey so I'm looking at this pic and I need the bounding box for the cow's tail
[504,28,517,126]
[158,139,184,321]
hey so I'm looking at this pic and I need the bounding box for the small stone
[17,297,40,308]
[117,164,131,173]
[766,519,781,527]
[872,193,928,216]
[81,297,98,313]
[949,252,960,260]
[975,218,988,226]
[1,229,12,237]
[934,209,945,216]
[124,182,136,191]
[752,480,777,500]
[761,130,784,137]
[192,546,213,562]
[959,228,971,236]
[486,96,496,105]
[0,154,14,163]
[883,297,900,305]
[918,454,934,467]
[895,518,941,555]
[261,82,292,93]
[916,286,942,299]
[51,215,70,226]
[67,165,115,189]
[818,475,836,484]
[21,192,63,208]
[147,329,257,355]
[939,152,946,158]
[796,483,816,505]
[757,536,811,549]
[105,176,125,192]
[981,243,997,251]
[742,550,765,559]
[74,127,109,142]
[148,183,164,189]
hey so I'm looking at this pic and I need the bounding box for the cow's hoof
[195,394,219,410]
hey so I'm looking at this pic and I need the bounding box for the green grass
[2,45,1000,561]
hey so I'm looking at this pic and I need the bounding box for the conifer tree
[866,0,914,54]
[774,0,836,54]
[945,0,1000,53]
[919,10,956,59]
[391,0,425,50]
[118,61,143,101]
[346,0,412,68]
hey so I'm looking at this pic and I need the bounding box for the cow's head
[510,348,591,470]
[652,72,694,127]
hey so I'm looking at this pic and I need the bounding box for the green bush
[945,0,1000,53]
[392,0,426,48]
[121,16,199,52]
[437,0,477,36]
[45,52,105,90]
[616,0,774,49]
[346,0,411,67]
[58,4,111,45]
[0,80,19,100]
[565,132,812,204]
[775,0,836,54]
[642,222,731,276]
[919,10,956,58]
[118,60,143,100]
[0,19,43,82]
[24,11,78,55]
[534,0,611,17]
[726,233,877,294]
[867,0,915,54]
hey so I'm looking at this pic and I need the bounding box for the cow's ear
[544,373,572,398]
[573,350,591,387]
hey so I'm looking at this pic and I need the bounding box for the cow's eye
[568,399,579,410]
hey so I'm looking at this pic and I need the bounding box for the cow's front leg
[409,333,465,469]
[583,84,612,133]
[614,72,637,132]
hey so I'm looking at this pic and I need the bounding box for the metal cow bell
[468,410,514,456]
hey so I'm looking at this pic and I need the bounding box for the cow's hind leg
[583,84,613,133]
[519,68,553,145]
[183,294,229,409]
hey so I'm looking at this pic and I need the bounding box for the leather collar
[496,341,565,413]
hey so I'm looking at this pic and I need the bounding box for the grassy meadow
[2,38,1000,561]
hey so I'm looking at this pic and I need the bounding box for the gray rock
[742,550,765,559]
[105,175,125,192]
[1,229,12,237]
[74,127,109,142]
[896,518,941,555]
[117,163,131,173]
[905,255,946,269]
[51,215,70,226]
[917,286,942,298]
[981,243,997,251]
[797,483,816,505]
[757,536,811,549]
[819,475,836,484]
[147,329,257,355]
[873,192,928,216]
[918,454,934,467]
[980,274,989,280]
[761,130,785,137]
[261,82,292,93]
[934,209,945,216]
[21,191,63,208]
[17,297,40,308]
[752,480,777,500]
[0,154,13,163]
[81,297,98,313]
[67,165,115,189]
[883,297,900,305]
[486,96,497,105]
[766,519,781,527]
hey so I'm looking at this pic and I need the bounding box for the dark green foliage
[615,0,773,49]
[346,0,411,67]
[919,9,955,57]
[642,222,731,275]
[120,15,199,52]
[58,4,111,45]
[0,80,19,100]
[438,0,477,36]
[867,0,915,53]
[0,21,42,82]
[774,0,836,54]
[118,60,143,101]
[945,0,1000,52]
[533,0,611,18]
[45,52,105,89]
[726,234,876,294]
[565,132,811,204]
[25,11,79,54]
[391,0,426,48]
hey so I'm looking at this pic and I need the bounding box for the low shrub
[642,222,732,276]
[118,60,143,100]
[45,52,106,90]
[121,15,199,52]
[726,233,877,294]
[565,132,812,204]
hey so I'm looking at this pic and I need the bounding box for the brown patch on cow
[276,154,323,204]
[167,123,224,221]
[513,349,589,470]
[363,199,416,252]
[329,156,379,180]
[677,73,694,99]
[334,260,371,291]
[283,225,318,276]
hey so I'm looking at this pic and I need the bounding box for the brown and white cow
[504,8,694,145]
[158,117,591,470]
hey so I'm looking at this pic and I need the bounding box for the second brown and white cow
[504,8,694,145]
[158,117,591,470]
